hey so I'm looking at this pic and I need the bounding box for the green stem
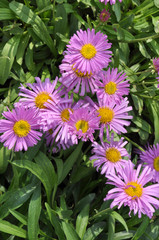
[110,34,159,43]
[124,136,144,151]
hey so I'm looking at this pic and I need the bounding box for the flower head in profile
[59,59,100,96]
[65,28,112,74]
[95,68,130,103]
[68,107,99,144]
[90,133,129,176]
[139,144,159,183]
[104,161,159,218]
[18,77,60,110]
[99,0,122,5]
[99,9,111,22]
[0,105,42,152]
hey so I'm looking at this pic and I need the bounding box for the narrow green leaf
[76,204,89,239]
[9,209,27,225]
[25,42,35,71]
[0,8,15,20]
[0,219,26,238]
[113,231,133,240]
[154,0,159,8]
[62,222,80,240]
[132,116,152,133]
[0,56,11,85]
[108,215,115,240]
[45,203,65,240]
[28,184,41,240]
[83,222,106,240]
[0,0,9,8]
[16,32,30,65]
[131,216,149,240]
[0,143,10,174]
[111,211,128,232]
[9,1,56,56]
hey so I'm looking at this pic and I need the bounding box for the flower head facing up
[99,9,111,22]
[65,28,112,74]
[104,161,159,218]
[95,68,130,103]
[99,0,122,5]
[0,105,42,152]
[18,77,60,110]
[90,134,129,176]
[139,144,159,183]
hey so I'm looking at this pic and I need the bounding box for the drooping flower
[90,133,129,176]
[68,107,99,144]
[0,105,42,152]
[65,28,112,74]
[85,96,132,138]
[99,0,122,5]
[99,9,111,22]
[104,160,159,218]
[152,58,159,74]
[59,59,100,96]
[95,68,130,103]
[139,144,159,183]
[18,77,60,110]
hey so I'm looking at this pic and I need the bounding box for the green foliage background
[0,0,159,239]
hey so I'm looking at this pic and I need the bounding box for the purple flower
[95,68,130,103]
[104,161,159,218]
[152,58,159,74]
[99,9,111,22]
[0,105,42,152]
[65,28,112,74]
[90,133,130,176]
[99,0,122,5]
[139,144,159,183]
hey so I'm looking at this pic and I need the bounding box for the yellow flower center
[72,66,92,78]
[98,107,114,124]
[75,120,89,133]
[13,120,31,137]
[125,181,143,199]
[106,147,121,162]
[154,156,159,171]
[35,92,52,109]
[80,43,97,59]
[104,81,117,95]
[61,108,73,122]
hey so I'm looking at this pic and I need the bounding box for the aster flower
[18,77,60,110]
[0,105,42,152]
[99,0,122,5]
[85,96,133,137]
[65,28,112,74]
[59,59,100,96]
[152,58,159,74]
[104,160,159,219]
[90,134,130,176]
[139,144,159,183]
[99,9,111,22]
[40,94,83,145]
[68,107,99,144]
[95,68,130,103]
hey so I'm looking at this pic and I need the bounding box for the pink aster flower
[65,28,112,74]
[0,105,42,152]
[18,77,60,110]
[68,107,99,144]
[85,96,133,137]
[152,58,159,74]
[99,9,111,22]
[90,134,130,176]
[59,59,100,96]
[104,160,159,219]
[139,144,159,183]
[95,68,130,103]
[99,0,122,5]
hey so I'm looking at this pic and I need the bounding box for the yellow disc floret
[72,66,92,78]
[75,120,89,133]
[154,156,159,171]
[61,108,73,122]
[80,43,97,59]
[98,107,114,124]
[106,147,121,163]
[13,120,31,137]
[105,81,117,95]
[125,181,143,199]
[35,92,52,109]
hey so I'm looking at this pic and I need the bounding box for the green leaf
[131,216,149,240]
[25,42,35,71]
[0,56,11,85]
[108,215,115,240]
[45,203,65,240]
[113,231,133,240]
[138,42,151,58]
[9,209,27,225]
[76,204,89,239]
[111,211,128,232]
[9,1,56,56]
[0,219,26,238]
[132,116,152,133]
[0,0,9,8]
[28,184,41,240]
[83,222,106,240]
[62,222,80,240]
[0,8,15,20]
[16,32,30,65]
[154,0,159,8]
[0,143,10,174]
